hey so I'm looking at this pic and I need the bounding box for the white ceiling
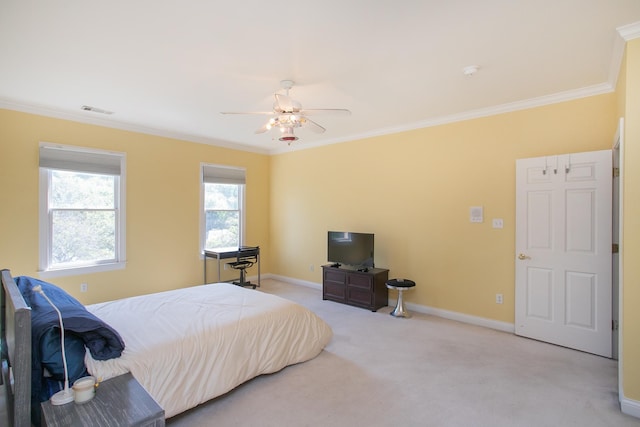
[1,1,640,155]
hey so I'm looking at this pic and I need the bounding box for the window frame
[38,143,126,278]
[200,163,246,254]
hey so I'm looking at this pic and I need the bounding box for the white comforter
[85,283,332,418]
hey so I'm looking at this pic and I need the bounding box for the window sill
[39,261,126,279]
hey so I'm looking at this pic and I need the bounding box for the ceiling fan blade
[301,117,326,134]
[255,122,271,134]
[274,94,301,113]
[221,111,275,115]
[300,108,351,116]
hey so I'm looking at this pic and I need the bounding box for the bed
[1,269,333,426]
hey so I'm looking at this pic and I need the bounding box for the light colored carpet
[167,279,639,427]
[2,279,634,426]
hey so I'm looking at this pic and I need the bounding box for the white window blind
[202,164,246,184]
[39,145,122,175]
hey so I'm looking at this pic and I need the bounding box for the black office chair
[228,246,259,289]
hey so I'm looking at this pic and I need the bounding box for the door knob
[518,253,530,260]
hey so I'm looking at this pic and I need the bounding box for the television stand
[322,265,389,311]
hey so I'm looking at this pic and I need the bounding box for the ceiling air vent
[81,105,114,115]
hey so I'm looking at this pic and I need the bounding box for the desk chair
[229,246,259,289]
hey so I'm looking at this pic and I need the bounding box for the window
[201,164,246,251]
[39,144,126,277]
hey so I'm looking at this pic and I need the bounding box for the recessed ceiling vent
[81,105,114,115]
[462,65,480,76]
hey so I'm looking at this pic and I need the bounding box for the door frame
[613,117,624,396]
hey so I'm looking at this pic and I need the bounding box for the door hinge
[613,320,619,331]
[613,167,620,177]
[613,243,619,254]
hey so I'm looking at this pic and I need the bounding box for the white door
[515,150,612,357]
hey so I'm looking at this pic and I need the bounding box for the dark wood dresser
[322,264,389,311]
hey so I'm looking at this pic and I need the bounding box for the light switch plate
[470,206,483,223]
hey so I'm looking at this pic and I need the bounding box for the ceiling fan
[221,80,351,144]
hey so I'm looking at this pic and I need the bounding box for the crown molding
[274,82,614,155]
[278,24,640,155]
[618,21,640,41]
[1,80,616,157]
[0,98,270,155]
[609,21,640,88]
[1,29,630,160]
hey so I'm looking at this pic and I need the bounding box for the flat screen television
[327,231,374,269]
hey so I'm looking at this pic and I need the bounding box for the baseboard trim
[268,274,514,333]
[266,274,322,290]
[621,396,640,419]
[403,301,515,333]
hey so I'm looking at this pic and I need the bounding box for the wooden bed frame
[1,269,32,427]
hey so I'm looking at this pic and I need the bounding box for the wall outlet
[492,218,504,229]
[496,293,503,304]
[224,263,229,270]
[80,283,88,292]
[309,264,314,272]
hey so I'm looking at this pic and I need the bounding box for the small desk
[41,373,164,427]
[204,246,260,286]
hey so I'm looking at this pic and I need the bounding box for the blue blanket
[15,276,125,425]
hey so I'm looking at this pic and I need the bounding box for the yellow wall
[1,52,636,405]
[270,94,617,323]
[0,109,270,303]
[621,38,640,402]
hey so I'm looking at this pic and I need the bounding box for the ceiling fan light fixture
[279,127,298,143]
[222,79,349,145]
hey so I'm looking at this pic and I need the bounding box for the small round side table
[386,279,416,318]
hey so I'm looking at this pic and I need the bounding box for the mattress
[84,283,332,417]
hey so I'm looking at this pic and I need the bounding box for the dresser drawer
[347,273,372,289]
[324,269,346,284]
[347,287,373,307]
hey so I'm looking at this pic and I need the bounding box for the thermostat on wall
[470,206,483,223]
